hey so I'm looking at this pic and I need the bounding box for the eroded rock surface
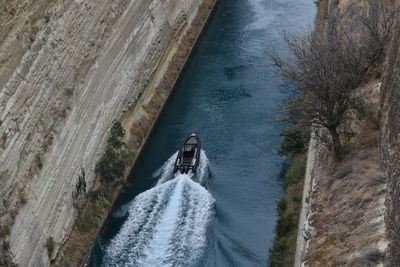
[0,0,204,265]
[380,12,400,267]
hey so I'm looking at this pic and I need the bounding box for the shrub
[18,188,27,205]
[77,201,102,234]
[269,1,396,160]
[358,248,383,265]
[268,154,306,267]
[285,156,306,186]
[109,121,125,148]
[87,189,101,202]
[72,168,86,210]
[0,225,11,238]
[1,132,7,148]
[327,164,353,187]
[46,237,55,257]
[353,100,380,130]
[34,154,43,170]
[95,121,128,183]
[0,170,9,181]
[278,128,308,156]
[2,199,10,209]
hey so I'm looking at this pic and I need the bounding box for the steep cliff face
[0,0,204,265]
[380,14,400,267]
[294,0,393,266]
[296,81,387,266]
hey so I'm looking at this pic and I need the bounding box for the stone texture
[379,13,400,267]
[0,0,203,266]
[55,1,216,264]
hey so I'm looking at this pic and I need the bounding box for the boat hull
[174,134,201,174]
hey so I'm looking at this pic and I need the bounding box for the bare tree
[269,2,397,161]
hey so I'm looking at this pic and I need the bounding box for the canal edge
[294,132,320,266]
[52,0,218,265]
[292,1,329,265]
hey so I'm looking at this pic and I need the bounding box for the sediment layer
[0,0,216,265]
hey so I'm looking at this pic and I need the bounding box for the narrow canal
[87,0,315,266]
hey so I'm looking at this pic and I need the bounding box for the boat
[174,133,201,174]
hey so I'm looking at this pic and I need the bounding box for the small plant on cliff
[72,168,86,210]
[1,132,7,148]
[46,237,55,258]
[278,127,308,157]
[0,169,9,182]
[18,188,27,205]
[268,1,396,161]
[284,155,307,187]
[95,121,129,183]
[77,200,103,233]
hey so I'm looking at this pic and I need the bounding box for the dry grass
[316,0,329,25]
[306,150,386,266]
[304,81,387,266]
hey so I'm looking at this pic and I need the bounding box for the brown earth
[379,8,400,266]
[304,81,388,267]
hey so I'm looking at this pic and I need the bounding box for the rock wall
[379,14,400,267]
[294,133,320,266]
[294,1,392,266]
[0,0,205,266]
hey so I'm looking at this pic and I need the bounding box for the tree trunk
[328,126,345,161]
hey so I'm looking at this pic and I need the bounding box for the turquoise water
[86,0,315,266]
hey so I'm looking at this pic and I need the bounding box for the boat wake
[102,151,214,267]
[155,150,209,186]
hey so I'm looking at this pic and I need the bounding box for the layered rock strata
[0,0,215,265]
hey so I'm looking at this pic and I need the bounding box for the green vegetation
[284,156,307,188]
[18,188,27,205]
[77,199,103,234]
[0,169,9,181]
[269,116,308,267]
[76,121,132,234]
[268,148,307,266]
[46,237,55,257]
[272,127,308,249]
[267,0,397,265]
[95,121,129,182]
[72,168,86,210]
[278,127,308,157]
[268,1,395,161]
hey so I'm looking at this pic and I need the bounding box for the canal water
[86,0,315,266]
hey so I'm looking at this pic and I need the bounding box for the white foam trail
[156,152,178,186]
[162,176,215,266]
[138,175,187,266]
[195,150,210,184]
[103,152,214,267]
[157,150,209,186]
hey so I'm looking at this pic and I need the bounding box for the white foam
[156,152,178,186]
[195,150,210,185]
[138,175,187,266]
[156,150,209,186]
[103,151,214,267]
